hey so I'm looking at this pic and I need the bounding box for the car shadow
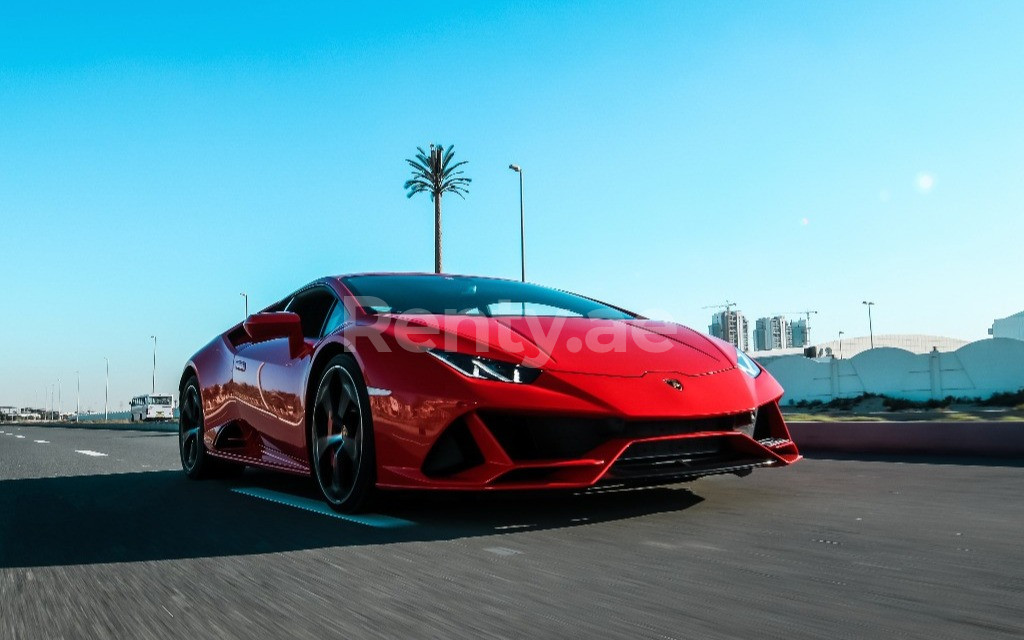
[0,469,704,568]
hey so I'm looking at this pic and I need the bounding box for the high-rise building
[754,316,789,351]
[790,319,810,348]
[709,310,749,352]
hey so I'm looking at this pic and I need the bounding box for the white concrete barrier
[762,338,1024,404]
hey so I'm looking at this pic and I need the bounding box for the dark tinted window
[322,300,348,336]
[286,287,337,338]
[342,275,635,319]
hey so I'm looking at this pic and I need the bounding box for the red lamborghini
[179,274,800,512]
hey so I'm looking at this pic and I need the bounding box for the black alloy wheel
[179,377,242,479]
[311,355,375,513]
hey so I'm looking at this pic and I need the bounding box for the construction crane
[702,300,737,313]
[774,310,819,349]
[777,310,818,325]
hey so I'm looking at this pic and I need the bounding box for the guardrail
[17,420,178,433]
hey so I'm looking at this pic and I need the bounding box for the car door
[232,286,338,470]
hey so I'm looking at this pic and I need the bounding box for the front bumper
[376,400,800,490]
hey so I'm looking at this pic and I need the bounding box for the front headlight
[427,350,541,384]
[735,349,762,378]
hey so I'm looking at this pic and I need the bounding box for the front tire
[310,354,376,513]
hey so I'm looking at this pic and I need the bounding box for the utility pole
[241,292,248,317]
[76,371,80,422]
[862,301,875,349]
[150,335,157,394]
[104,357,109,421]
[509,164,526,282]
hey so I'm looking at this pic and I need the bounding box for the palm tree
[404,143,471,273]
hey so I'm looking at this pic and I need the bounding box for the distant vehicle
[179,273,801,513]
[129,394,174,422]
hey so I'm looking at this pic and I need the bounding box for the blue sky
[2,1,1022,411]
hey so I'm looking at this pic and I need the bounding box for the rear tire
[310,354,376,513]
[179,376,244,479]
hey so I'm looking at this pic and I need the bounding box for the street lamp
[104,357,109,421]
[838,331,844,359]
[150,335,157,394]
[862,301,875,349]
[241,292,248,317]
[76,371,80,422]
[58,378,62,420]
[508,164,526,282]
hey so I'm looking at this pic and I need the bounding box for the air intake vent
[421,418,484,477]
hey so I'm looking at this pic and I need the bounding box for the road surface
[1,423,1021,639]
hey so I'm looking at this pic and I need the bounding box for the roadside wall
[761,338,1024,404]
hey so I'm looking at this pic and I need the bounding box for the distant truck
[129,394,174,422]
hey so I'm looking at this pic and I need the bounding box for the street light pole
[862,301,875,349]
[838,331,844,359]
[104,357,109,421]
[58,379,62,420]
[240,292,248,317]
[509,164,526,282]
[76,371,80,422]
[150,335,157,394]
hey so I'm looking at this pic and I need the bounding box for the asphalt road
[1,423,1021,640]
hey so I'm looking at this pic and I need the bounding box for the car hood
[384,315,736,377]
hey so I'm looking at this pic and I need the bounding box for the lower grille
[480,412,754,461]
[608,436,770,480]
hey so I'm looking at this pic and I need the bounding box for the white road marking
[34,440,49,444]
[485,547,523,557]
[15,435,26,439]
[231,487,414,528]
[75,450,108,457]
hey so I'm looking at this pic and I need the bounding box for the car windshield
[341,275,636,319]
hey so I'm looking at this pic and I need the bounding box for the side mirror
[243,312,309,358]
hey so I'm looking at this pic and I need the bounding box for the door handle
[235,360,246,372]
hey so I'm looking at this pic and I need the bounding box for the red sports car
[179,274,799,512]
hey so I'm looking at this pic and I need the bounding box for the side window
[322,300,349,337]
[285,287,337,339]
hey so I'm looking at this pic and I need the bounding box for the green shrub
[980,388,1024,407]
